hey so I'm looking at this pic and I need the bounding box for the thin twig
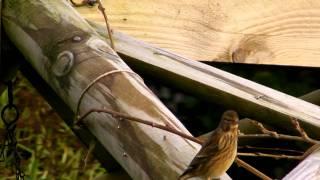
[249,118,320,144]
[235,158,272,180]
[237,152,302,160]
[82,141,96,171]
[96,0,115,49]
[301,143,320,160]
[245,119,319,144]
[290,118,312,142]
[239,134,319,144]
[250,120,279,138]
[238,145,304,154]
[77,108,272,180]
[77,108,202,144]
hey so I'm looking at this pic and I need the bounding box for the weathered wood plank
[2,0,227,179]
[198,90,320,140]
[300,90,320,107]
[19,60,124,172]
[283,145,320,180]
[76,0,320,67]
[91,21,320,138]
[0,25,21,95]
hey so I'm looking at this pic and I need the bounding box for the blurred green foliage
[0,74,106,180]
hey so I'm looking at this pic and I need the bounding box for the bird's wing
[185,130,222,171]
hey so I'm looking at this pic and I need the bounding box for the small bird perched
[179,110,239,180]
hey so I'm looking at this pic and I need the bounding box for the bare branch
[245,119,319,144]
[238,145,304,154]
[237,152,302,160]
[290,118,311,141]
[82,141,96,171]
[239,134,319,144]
[250,120,279,138]
[235,158,272,180]
[77,108,202,144]
[71,0,115,49]
[96,0,115,49]
[77,108,272,180]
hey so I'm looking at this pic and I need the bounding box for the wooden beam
[283,145,320,180]
[0,27,21,94]
[1,15,124,173]
[19,61,123,172]
[299,90,320,107]
[76,0,320,67]
[2,0,231,179]
[198,90,320,146]
[0,0,21,94]
[240,89,320,142]
[90,21,320,138]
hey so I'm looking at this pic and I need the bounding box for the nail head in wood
[72,36,82,42]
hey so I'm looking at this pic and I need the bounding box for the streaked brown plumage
[179,110,239,180]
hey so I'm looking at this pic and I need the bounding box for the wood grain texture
[283,146,320,180]
[3,0,232,179]
[91,21,320,138]
[237,90,320,135]
[75,0,320,67]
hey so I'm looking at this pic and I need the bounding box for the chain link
[0,81,24,179]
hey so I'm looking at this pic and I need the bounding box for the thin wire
[74,69,143,123]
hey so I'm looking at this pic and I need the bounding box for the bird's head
[219,110,239,132]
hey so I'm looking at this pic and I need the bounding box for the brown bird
[179,110,239,180]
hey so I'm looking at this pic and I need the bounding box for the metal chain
[0,81,24,180]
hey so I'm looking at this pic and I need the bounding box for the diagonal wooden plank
[283,145,320,180]
[91,21,320,138]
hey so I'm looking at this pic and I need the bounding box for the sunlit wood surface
[283,147,320,180]
[75,0,320,67]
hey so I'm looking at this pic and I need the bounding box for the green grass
[0,74,106,180]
